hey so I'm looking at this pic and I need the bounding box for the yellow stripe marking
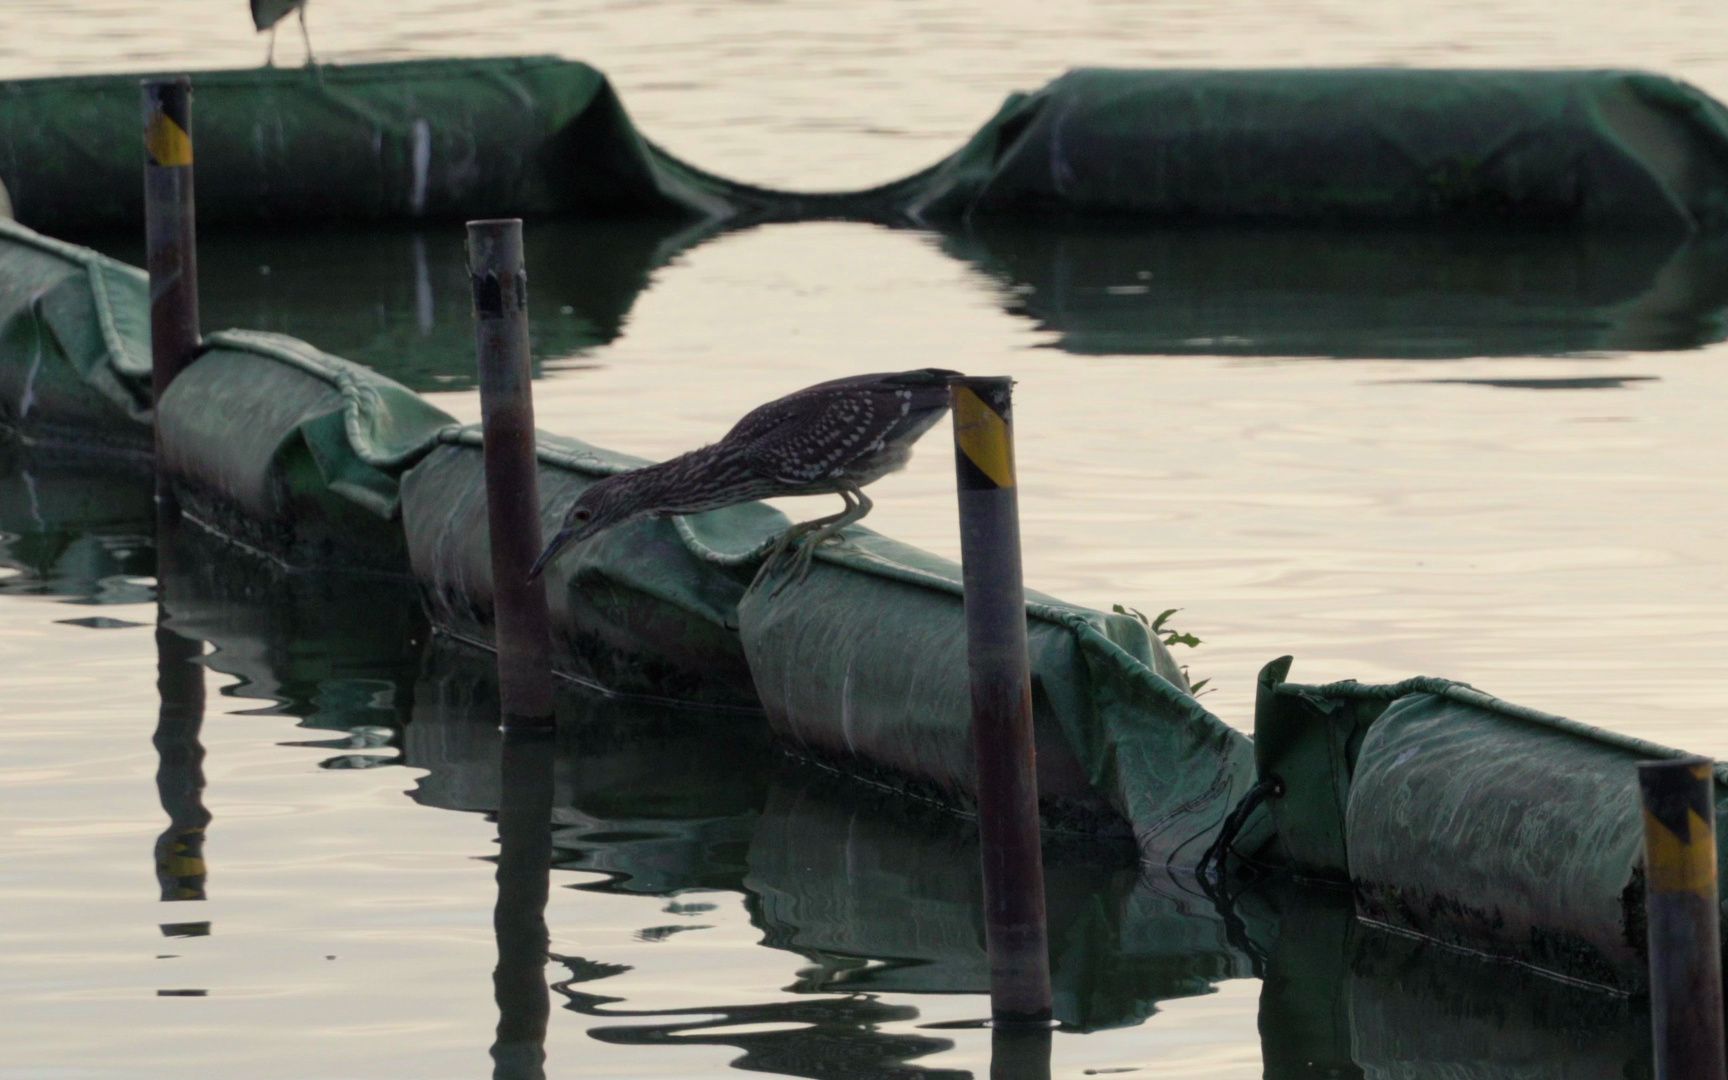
[954,386,1015,489]
[1644,807,1718,896]
[146,113,193,167]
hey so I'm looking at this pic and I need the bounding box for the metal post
[141,77,200,501]
[467,219,555,729]
[950,375,1053,1026]
[1639,755,1726,1080]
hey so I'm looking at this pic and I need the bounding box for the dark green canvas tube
[0,57,730,235]
[739,527,1253,866]
[0,219,151,450]
[907,68,1728,233]
[1254,665,1728,990]
[155,330,456,572]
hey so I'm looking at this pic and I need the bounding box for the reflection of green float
[945,223,1728,359]
[0,440,153,601]
[87,217,718,393]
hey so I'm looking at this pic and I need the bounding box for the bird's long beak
[526,528,574,582]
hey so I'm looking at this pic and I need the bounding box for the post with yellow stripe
[950,375,1053,1026]
[1639,755,1727,1080]
[140,77,201,502]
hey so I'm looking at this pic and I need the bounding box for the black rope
[1196,774,1283,885]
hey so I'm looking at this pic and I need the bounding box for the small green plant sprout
[1112,604,1211,695]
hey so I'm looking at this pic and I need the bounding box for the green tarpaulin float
[905,67,1728,232]
[0,218,150,450]
[400,424,1242,864]
[0,57,729,233]
[155,329,456,573]
[7,59,1728,233]
[1248,659,1728,990]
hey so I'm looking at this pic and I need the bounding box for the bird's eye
[574,508,593,522]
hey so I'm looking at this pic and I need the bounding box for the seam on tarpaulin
[1354,914,1633,996]
[429,623,765,717]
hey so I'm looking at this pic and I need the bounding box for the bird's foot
[749,524,812,594]
[750,522,854,598]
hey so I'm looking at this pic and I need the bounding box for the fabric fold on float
[0,218,151,449]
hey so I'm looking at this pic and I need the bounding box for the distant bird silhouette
[252,0,316,67]
[527,369,962,590]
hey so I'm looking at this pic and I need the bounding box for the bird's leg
[750,489,857,594]
[265,25,278,67]
[773,484,872,595]
[299,6,317,67]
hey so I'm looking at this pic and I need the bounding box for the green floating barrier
[1254,659,1728,991]
[908,68,1728,232]
[398,424,1248,860]
[740,533,1252,862]
[155,329,456,572]
[401,432,772,709]
[9,60,1728,233]
[0,57,733,234]
[0,219,150,450]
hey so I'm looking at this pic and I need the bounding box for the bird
[252,0,316,68]
[527,368,963,590]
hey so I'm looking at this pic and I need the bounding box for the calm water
[5,2,1728,1078]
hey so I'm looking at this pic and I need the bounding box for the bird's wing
[729,370,960,484]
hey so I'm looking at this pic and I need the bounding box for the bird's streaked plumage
[528,368,962,585]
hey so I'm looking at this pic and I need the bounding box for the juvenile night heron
[527,368,962,587]
[252,0,316,67]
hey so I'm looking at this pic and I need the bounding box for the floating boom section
[7,61,1728,232]
[1254,660,1728,990]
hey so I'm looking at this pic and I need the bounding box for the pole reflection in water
[152,618,209,902]
[492,727,557,1080]
[989,1024,1052,1080]
[153,502,211,914]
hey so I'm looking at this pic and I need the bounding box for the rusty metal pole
[950,375,1053,1026]
[468,219,555,731]
[1639,756,1727,1080]
[141,78,200,507]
